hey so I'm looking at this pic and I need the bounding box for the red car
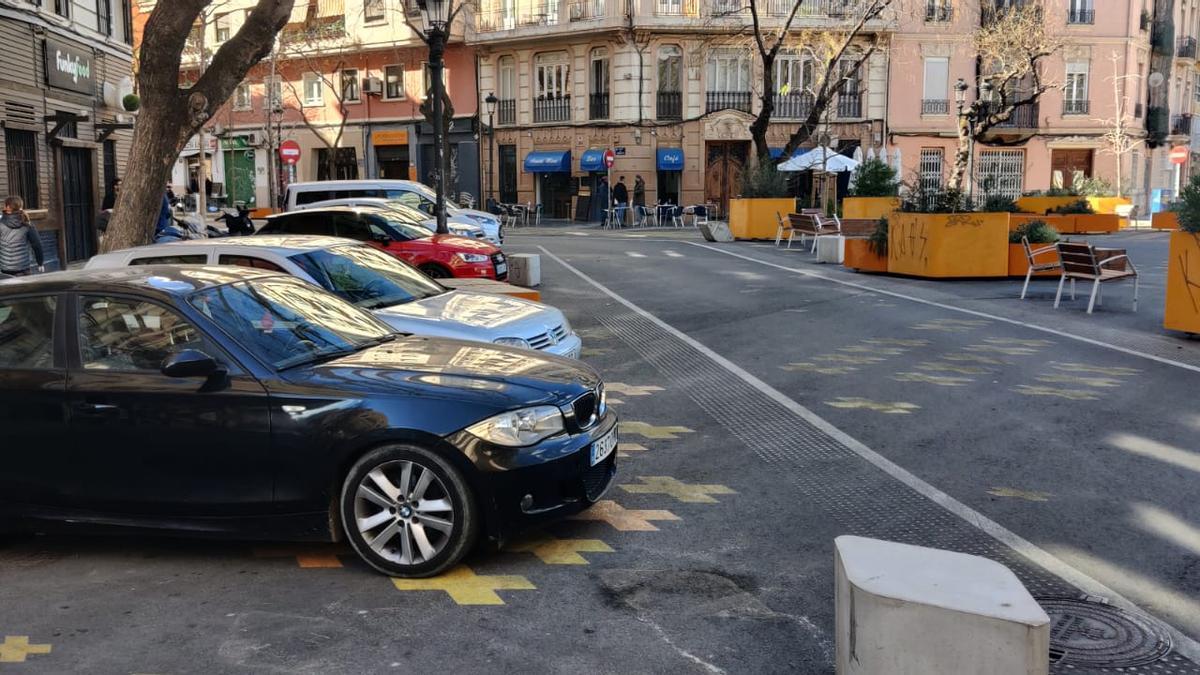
[257,207,506,280]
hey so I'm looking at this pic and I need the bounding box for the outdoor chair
[774,212,795,247]
[1054,241,1139,314]
[635,205,657,227]
[1018,236,1062,300]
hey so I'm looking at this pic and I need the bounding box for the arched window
[657,45,683,120]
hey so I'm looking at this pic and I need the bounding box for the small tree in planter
[728,160,795,240]
[849,159,898,197]
[1009,219,1059,244]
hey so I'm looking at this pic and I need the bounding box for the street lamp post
[418,0,451,235]
[485,92,497,207]
[954,78,992,201]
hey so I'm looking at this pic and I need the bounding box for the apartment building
[0,0,136,264]
[147,0,479,210]
[473,0,892,219]
[889,0,1189,213]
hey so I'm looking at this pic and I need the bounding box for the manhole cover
[1039,596,1173,669]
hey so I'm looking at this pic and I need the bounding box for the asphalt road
[2,227,1198,674]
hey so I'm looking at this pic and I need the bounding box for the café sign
[44,38,94,96]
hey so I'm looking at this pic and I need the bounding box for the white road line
[626,251,647,258]
[682,241,1200,376]
[538,244,1200,663]
[664,251,684,258]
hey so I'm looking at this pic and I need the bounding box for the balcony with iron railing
[657,91,682,120]
[1178,36,1198,59]
[1066,8,1094,24]
[496,99,516,125]
[836,91,862,118]
[983,101,1040,129]
[589,92,609,120]
[706,91,752,114]
[651,0,892,21]
[981,1,1035,27]
[775,92,814,119]
[921,99,949,115]
[924,2,952,22]
[1171,113,1193,136]
[1062,99,1089,115]
[475,0,623,35]
[533,95,571,123]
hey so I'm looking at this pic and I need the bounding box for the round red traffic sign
[279,140,302,165]
[603,149,615,168]
[1170,145,1189,165]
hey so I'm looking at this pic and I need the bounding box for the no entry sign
[1170,145,1189,165]
[603,149,615,168]
[279,140,302,165]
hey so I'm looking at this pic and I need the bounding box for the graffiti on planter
[1179,246,1200,314]
[890,218,929,268]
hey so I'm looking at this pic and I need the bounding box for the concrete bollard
[507,254,541,287]
[817,236,845,264]
[835,536,1050,675]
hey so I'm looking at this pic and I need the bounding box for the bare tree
[946,3,1060,192]
[1094,51,1142,199]
[104,0,296,252]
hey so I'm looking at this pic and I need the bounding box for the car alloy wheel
[419,264,450,279]
[341,444,476,577]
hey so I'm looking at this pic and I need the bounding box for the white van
[284,180,502,244]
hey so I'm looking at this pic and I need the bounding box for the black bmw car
[0,266,617,577]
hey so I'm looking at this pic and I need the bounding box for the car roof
[0,265,278,297]
[266,206,365,218]
[287,180,421,189]
[96,235,361,258]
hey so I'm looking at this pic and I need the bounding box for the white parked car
[283,180,503,245]
[85,236,582,359]
[294,197,487,242]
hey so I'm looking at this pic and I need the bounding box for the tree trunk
[946,118,972,193]
[750,55,774,162]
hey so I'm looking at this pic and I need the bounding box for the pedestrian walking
[1,196,45,276]
[633,175,645,208]
[154,192,173,242]
[595,177,610,225]
[612,176,629,227]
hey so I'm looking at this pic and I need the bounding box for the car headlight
[457,253,490,263]
[560,315,572,335]
[467,406,564,447]
[493,337,531,349]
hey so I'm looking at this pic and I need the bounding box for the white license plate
[590,428,617,467]
[495,263,508,275]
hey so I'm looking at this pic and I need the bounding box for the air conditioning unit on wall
[363,77,383,96]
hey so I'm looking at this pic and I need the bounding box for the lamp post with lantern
[484,92,497,207]
[954,77,993,200]
[417,0,452,234]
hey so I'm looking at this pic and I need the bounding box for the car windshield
[384,202,434,224]
[290,244,445,310]
[189,276,394,370]
[376,214,435,241]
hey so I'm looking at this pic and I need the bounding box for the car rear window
[261,213,332,236]
[218,255,286,272]
[296,188,384,205]
[130,255,207,265]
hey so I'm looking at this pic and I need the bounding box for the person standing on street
[595,176,609,225]
[633,175,646,222]
[1,196,45,276]
[612,176,629,227]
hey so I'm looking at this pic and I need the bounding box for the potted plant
[728,160,795,240]
[1165,175,1200,333]
[845,216,890,273]
[888,184,1011,278]
[1007,219,1060,277]
[843,158,900,219]
[122,93,140,112]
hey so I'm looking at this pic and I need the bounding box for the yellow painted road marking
[963,344,1041,356]
[391,565,535,605]
[1051,361,1141,376]
[892,372,974,386]
[916,361,993,375]
[942,353,1007,365]
[618,442,649,458]
[838,346,907,356]
[912,319,990,332]
[1011,385,1101,401]
[988,487,1052,502]
[506,533,613,564]
[606,383,665,396]
[570,500,681,531]
[781,362,857,375]
[1036,374,1124,388]
[0,637,51,663]
[824,397,920,414]
[983,337,1054,347]
[621,421,694,439]
[582,347,613,357]
[862,338,930,347]
[620,476,737,504]
[253,544,348,568]
[815,354,885,365]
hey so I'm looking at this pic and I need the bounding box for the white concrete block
[507,253,541,287]
[817,235,845,264]
[835,536,1050,675]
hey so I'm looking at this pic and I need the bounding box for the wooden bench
[1054,241,1138,314]
[1019,236,1061,300]
[783,211,841,253]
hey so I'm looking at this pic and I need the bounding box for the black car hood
[286,336,598,409]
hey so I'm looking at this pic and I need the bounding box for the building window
[233,82,252,110]
[535,53,569,99]
[302,72,324,106]
[497,56,516,125]
[774,52,813,119]
[590,47,609,120]
[97,0,113,36]
[103,139,118,194]
[265,76,283,109]
[5,129,40,209]
[342,69,360,103]
[365,0,387,22]
[422,62,448,99]
[56,110,77,139]
[919,148,944,192]
[657,45,682,120]
[922,57,950,115]
[121,0,133,44]
[1067,0,1094,24]
[215,13,231,42]
[706,49,750,93]
[54,0,69,18]
[1064,60,1089,115]
[976,149,1025,200]
[1194,72,1200,102]
[317,147,359,181]
[384,64,404,100]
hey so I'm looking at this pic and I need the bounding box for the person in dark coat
[0,196,44,275]
[633,175,646,209]
[594,177,609,224]
[612,176,629,227]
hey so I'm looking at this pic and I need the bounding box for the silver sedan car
[85,236,582,358]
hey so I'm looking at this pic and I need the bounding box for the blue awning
[656,148,684,171]
[769,147,804,160]
[580,148,606,172]
[524,150,571,173]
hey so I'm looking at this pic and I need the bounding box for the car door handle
[73,402,119,415]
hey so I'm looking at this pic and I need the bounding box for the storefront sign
[221,136,251,151]
[373,130,409,146]
[44,39,94,95]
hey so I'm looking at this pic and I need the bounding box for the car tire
[340,444,477,578]
[419,264,451,279]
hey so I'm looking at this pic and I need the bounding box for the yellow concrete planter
[888,212,1011,278]
[1087,197,1132,215]
[1007,243,1060,278]
[1015,196,1081,215]
[1165,231,1200,334]
[1070,214,1120,234]
[1152,211,1180,230]
[844,238,888,273]
[728,198,796,240]
[1009,214,1073,234]
[842,197,899,220]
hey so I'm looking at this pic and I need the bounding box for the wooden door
[61,147,95,262]
[705,141,749,215]
[1050,149,1093,190]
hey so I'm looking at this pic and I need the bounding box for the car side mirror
[371,232,393,244]
[161,349,222,378]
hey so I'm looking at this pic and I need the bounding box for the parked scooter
[155,214,223,243]
[216,206,255,236]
